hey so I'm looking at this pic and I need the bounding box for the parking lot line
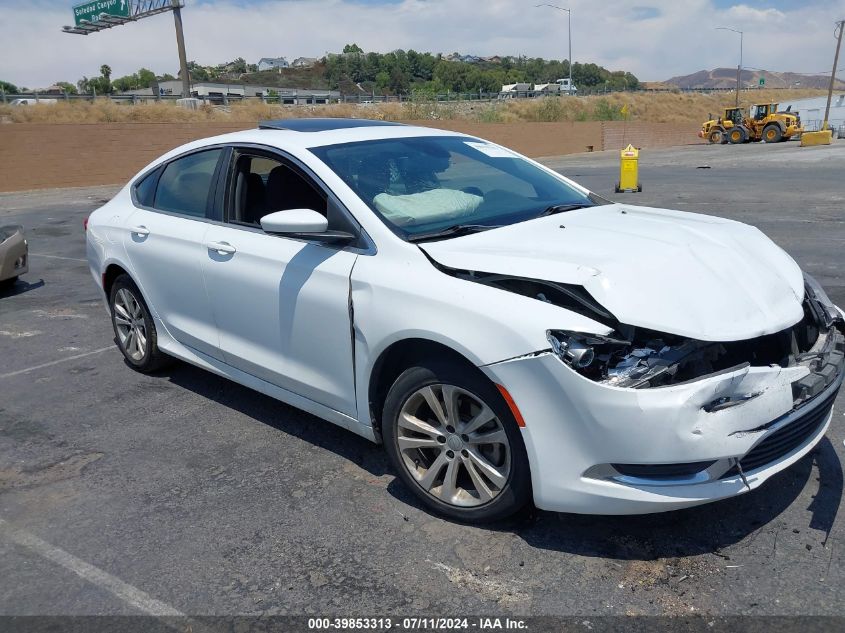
[0,346,113,379]
[29,253,88,263]
[0,519,184,616]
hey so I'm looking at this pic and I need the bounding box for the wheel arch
[102,262,133,299]
[367,337,488,437]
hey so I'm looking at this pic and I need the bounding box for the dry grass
[0,89,827,126]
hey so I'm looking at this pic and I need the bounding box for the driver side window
[229,152,328,226]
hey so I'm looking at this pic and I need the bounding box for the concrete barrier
[0,121,701,192]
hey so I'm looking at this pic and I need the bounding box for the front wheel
[382,361,531,522]
[109,274,171,373]
[708,129,724,144]
[763,124,783,143]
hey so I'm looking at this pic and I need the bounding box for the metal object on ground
[615,144,641,193]
[801,129,833,146]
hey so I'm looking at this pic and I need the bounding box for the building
[291,57,319,68]
[257,57,289,72]
[151,80,339,104]
[778,94,845,131]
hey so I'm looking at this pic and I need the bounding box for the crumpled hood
[419,203,805,341]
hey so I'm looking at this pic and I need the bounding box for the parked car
[8,98,57,106]
[86,118,845,522]
[0,225,28,289]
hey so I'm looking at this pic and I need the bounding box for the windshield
[310,136,604,240]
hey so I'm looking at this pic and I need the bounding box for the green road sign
[759,77,765,86]
[73,0,131,25]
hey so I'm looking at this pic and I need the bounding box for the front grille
[729,389,837,474]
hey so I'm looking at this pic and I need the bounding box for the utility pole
[536,4,572,94]
[716,27,743,107]
[823,20,844,130]
[172,0,191,98]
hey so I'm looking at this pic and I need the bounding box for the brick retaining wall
[0,121,701,192]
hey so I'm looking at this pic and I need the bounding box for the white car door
[200,149,362,416]
[123,148,225,360]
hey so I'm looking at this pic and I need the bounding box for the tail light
[83,216,89,231]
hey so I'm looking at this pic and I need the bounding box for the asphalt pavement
[1,140,844,618]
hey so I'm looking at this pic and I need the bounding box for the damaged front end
[546,276,844,402]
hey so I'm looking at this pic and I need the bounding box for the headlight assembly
[547,329,721,389]
[804,272,841,328]
[547,330,629,373]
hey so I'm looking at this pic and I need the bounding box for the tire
[382,360,531,522]
[109,274,171,373]
[708,129,724,144]
[0,276,18,291]
[727,126,747,144]
[763,124,783,143]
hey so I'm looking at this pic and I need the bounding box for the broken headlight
[804,272,842,329]
[547,330,628,373]
[547,329,725,389]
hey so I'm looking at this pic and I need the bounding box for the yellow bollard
[615,144,641,193]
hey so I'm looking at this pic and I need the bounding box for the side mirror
[260,209,328,234]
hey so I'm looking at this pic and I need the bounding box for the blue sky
[1,0,843,87]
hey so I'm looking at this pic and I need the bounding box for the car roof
[258,118,406,132]
[169,119,472,156]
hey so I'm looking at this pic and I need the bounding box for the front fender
[349,248,611,429]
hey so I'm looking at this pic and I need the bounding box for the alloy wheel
[396,384,512,507]
[113,287,148,361]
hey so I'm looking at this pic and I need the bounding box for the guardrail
[0,85,820,107]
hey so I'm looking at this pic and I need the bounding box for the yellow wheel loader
[699,103,803,145]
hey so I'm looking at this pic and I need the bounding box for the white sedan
[86,118,845,521]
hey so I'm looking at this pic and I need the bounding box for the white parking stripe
[29,253,88,262]
[0,346,113,379]
[0,519,184,616]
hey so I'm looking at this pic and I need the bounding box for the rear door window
[154,149,223,217]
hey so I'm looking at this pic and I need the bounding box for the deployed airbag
[373,189,483,226]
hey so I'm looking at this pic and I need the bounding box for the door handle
[130,225,150,237]
[207,241,236,255]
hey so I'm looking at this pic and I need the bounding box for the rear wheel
[763,124,783,143]
[109,275,171,373]
[727,126,747,144]
[708,129,724,144]
[382,361,531,522]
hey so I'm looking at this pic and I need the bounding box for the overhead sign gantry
[62,0,191,98]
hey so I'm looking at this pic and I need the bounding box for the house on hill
[257,57,289,72]
[292,57,319,68]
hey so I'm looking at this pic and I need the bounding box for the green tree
[0,79,19,93]
[137,68,156,88]
[343,43,364,54]
[55,81,78,94]
[186,61,209,82]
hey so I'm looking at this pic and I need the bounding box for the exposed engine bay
[451,267,845,396]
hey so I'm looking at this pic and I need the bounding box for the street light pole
[716,27,743,107]
[823,20,844,130]
[536,4,572,93]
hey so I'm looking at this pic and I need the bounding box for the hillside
[666,68,845,90]
[239,64,331,90]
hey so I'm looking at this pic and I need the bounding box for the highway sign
[73,0,131,26]
[759,76,765,86]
